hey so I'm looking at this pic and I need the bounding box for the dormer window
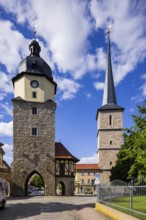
[32,63,36,69]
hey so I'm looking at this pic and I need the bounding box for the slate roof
[76,164,99,170]
[98,29,124,111]
[55,142,79,162]
[18,40,53,79]
[12,39,57,94]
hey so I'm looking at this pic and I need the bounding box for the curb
[95,203,139,220]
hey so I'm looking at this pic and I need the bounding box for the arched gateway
[11,38,79,196]
[25,171,45,196]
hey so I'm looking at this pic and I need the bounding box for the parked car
[0,178,6,209]
[85,188,93,194]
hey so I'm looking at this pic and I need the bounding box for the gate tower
[12,39,57,196]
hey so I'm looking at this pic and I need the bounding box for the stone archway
[25,170,45,196]
[56,181,65,195]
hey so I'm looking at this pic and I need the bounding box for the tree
[30,174,44,188]
[110,101,146,182]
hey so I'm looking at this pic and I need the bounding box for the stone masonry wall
[98,149,119,169]
[98,130,123,149]
[56,177,75,196]
[12,99,56,196]
[98,110,123,129]
[99,171,111,185]
[98,110,123,185]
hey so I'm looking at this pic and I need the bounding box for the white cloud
[1,0,146,100]
[129,108,134,113]
[0,72,13,93]
[56,77,81,100]
[86,93,92,99]
[0,121,13,136]
[32,0,93,75]
[0,20,29,73]
[0,103,13,117]
[2,144,13,166]
[0,115,4,119]
[94,81,104,90]
[90,0,146,85]
[141,74,146,80]
[0,0,97,81]
[0,0,35,24]
[0,93,6,101]
[96,48,106,71]
[78,154,98,164]
[140,83,146,96]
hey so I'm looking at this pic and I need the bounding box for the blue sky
[0,0,146,165]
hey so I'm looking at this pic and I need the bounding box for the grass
[106,196,146,220]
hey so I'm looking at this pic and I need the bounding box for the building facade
[75,164,99,194]
[55,142,79,195]
[0,142,12,196]
[96,29,124,185]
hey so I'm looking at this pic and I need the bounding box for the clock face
[30,80,39,88]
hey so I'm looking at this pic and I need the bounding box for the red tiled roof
[76,164,99,170]
[55,142,79,162]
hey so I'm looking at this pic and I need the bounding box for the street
[0,195,112,220]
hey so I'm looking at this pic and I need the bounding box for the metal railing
[97,185,146,219]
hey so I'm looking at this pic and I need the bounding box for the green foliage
[110,101,146,182]
[30,174,44,188]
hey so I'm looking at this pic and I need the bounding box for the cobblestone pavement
[0,195,112,220]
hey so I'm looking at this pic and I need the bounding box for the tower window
[32,92,37,98]
[109,115,112,125]
[32,107,37,114]
[110,141,112,145]
[32,128,37,136]
[110,161,112,165]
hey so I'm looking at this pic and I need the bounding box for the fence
[129,175,146,186]
[97,185,146,220]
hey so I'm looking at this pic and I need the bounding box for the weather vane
[33,24,37,40]
[107,25,112,34]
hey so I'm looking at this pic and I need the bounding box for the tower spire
[102,27,117,106]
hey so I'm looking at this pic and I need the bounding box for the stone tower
[96,29,124,185]
[12,39,57,196]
